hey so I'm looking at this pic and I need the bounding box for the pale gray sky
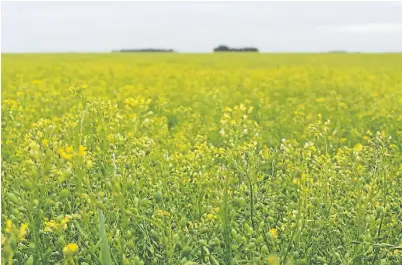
[2,1,402,53]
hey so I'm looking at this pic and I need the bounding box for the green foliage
[1,53,402,264]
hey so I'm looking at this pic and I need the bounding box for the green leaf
[98,209,113,265]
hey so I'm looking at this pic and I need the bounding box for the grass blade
[98,208,113,265]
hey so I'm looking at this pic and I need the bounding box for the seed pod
[112,181,121,193]
[200,227,209,234]
[376,206,384,215]
[261,245,269,254]
[23,180,34,191]
[8,193,20,204]
[133,197,140,208]
[181,246,192,258]
[154,190,163,202]
[334,252,341,261]
[175,241,183,251]
[247,242,256,250]
[202,246,210,255]
[95,200,105,210]
[139,198,150,208]
[173,233,180,242]
[10,235,18,251]
[266,233,274,244]
[126,179,134,189]
[244,223,254,235]
[2,245,12,259]
[11,208,21,219]
[210,255,219,265]
[233,197,246,208]
[127,241,135,249]
[295,259,308,265]
[241,236,247,244]
[179,216,187,228]
[206,205,213,213]
[256,236,264,245]
[133,256,142,265]
[150,230,159,241]
[58,189,70,200]
[56,236,66,249]
[105,181,113,191]
[14,251,23,259]
[267,216,275,223]
[25,256,34,265]
[126,229,133,239]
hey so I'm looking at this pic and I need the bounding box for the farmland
[1,53,402,265]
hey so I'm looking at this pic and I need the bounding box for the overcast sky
[2,1,402,53]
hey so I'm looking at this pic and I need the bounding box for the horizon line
[2,51,402,54]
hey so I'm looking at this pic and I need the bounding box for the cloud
[337,23,402,33]
[325,23,402,33]
[389,2,402,7]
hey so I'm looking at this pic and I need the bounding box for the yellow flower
[396,243,402,255]
[78,145,87,157]
[18,224,28,240]
[59,151,73,160]
[86,160,93,169]
[5,220,13,233]
[63,243,78,256]
[41,139,49,147]
[206,213,217,221]
[44,219,57,232]
[354,143,363,152]
[267,254,280,265]
[44,216,70,232]
[269,228,278,239]
[239,104,247,111]
[154,209,171,217]
[65,146,74,154]
[263,146,269,158]
[60,216,70,230]
[57,146,74,160]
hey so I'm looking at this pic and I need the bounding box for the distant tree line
[328,50,348,53]
[110,45,260,53]
[112,49,175,53]
[213,45,259,52]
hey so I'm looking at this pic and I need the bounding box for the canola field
[1,53,402,265]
